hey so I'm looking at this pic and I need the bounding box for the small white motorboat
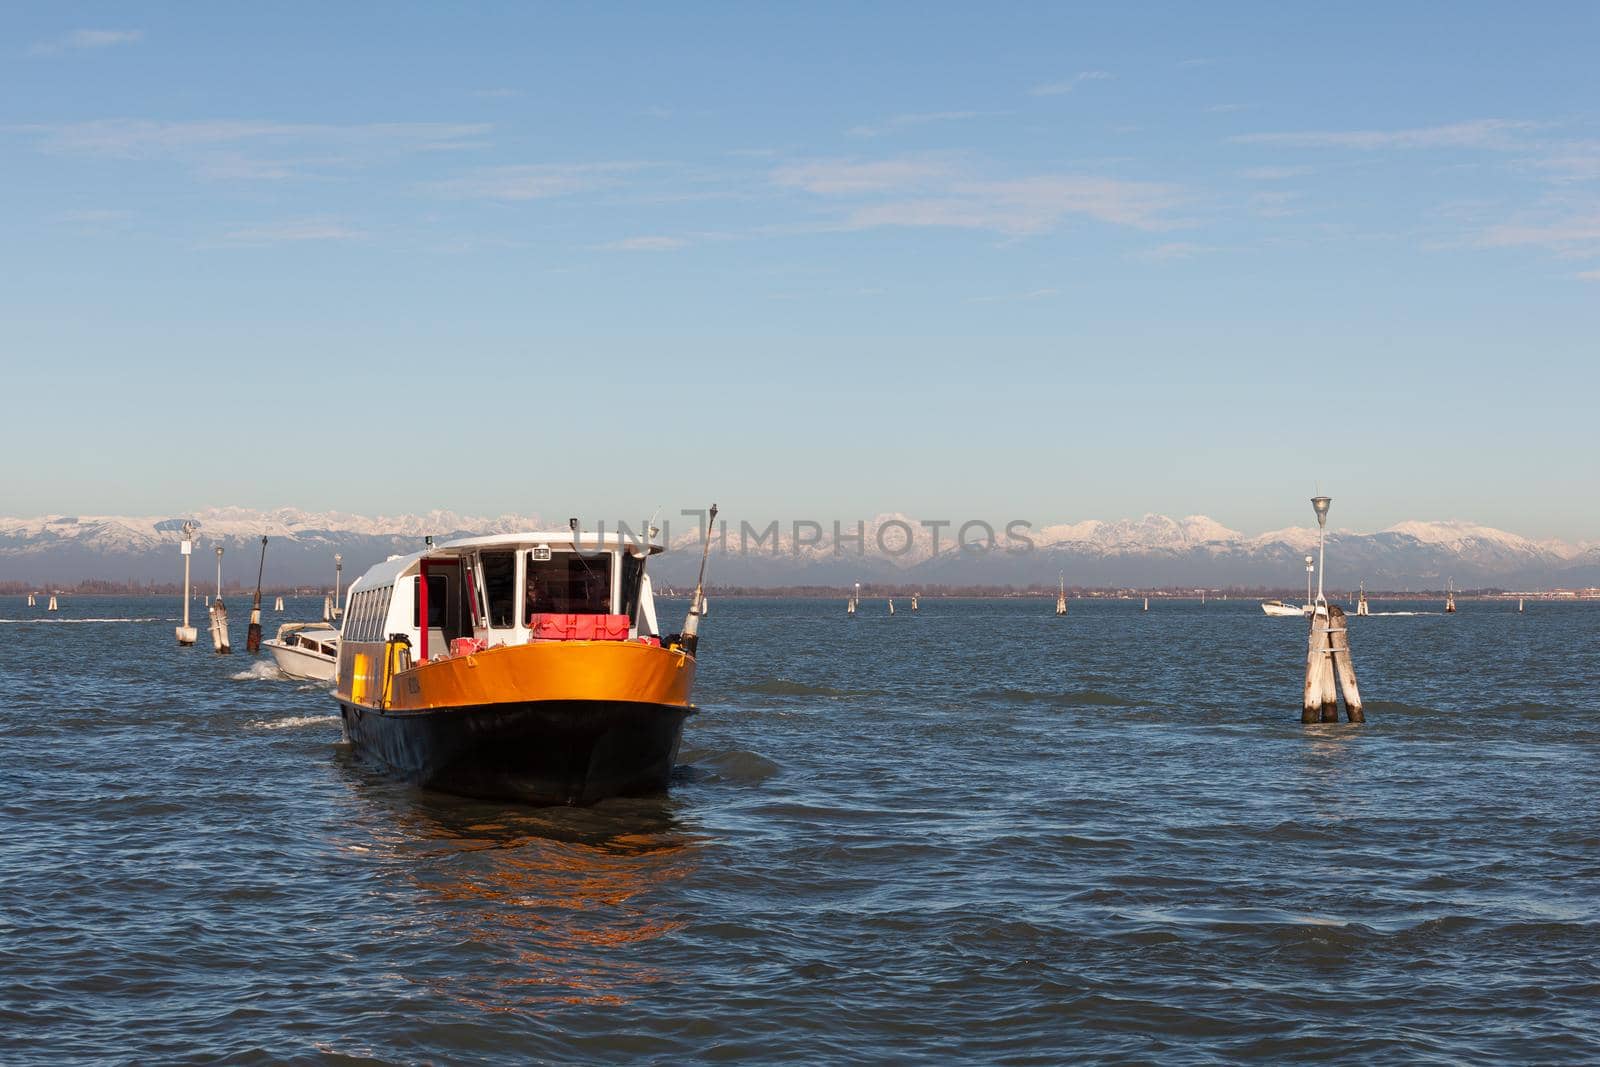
[263,622,339,682]
[1260,600,1305,617]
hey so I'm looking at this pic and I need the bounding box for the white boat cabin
[339,531,665,662]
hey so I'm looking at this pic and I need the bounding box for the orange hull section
[339,639,696,713]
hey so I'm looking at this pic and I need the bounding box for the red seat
[527,613,631,641]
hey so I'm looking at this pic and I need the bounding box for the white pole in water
[176,521,197,646]
[210,545,231,653]
[1311,495,1331,604]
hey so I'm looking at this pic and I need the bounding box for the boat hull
[338,698,691,805]
[265,640,337,682]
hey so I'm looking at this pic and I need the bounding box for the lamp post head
[215,546,224,559]
[181,521,194,541]
[1311,495,1332,529]
[335,553,342,567]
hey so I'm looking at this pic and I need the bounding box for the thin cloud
[967,288,1059,304]
[428,162,648,201]
[1238,165,1312,181]
[1128,242,1209,263]
[1231,119,1542,151]
[16,118,492,180]
[772,158,954,195]
[775,157,1185,236]
[598,235,687,252]
[23,119,491,157]
[1526,141,1600,183]
[1029,71,1111,97]
[1251,190,1302,218]
[30,29,143,56]
[1577,268,1600,281]
[1480,211,1600,251]
[847,111,986,138]
[218,219,367,245]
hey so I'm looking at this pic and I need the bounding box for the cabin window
[378,586,392,640]
[620,554,645,622]
[526,550,612,618]
[481,551,518,628]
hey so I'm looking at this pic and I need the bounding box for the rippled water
[3,595,1597,1062]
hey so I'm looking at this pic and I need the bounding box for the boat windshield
[526,550,611,619]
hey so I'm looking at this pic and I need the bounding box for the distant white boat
[263,622,339,682]
[1260,600,1306,618]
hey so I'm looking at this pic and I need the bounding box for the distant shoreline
[6,587,1595,601]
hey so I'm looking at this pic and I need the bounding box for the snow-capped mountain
[2,508,1595,590]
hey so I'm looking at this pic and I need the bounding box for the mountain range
[2,508,1596,591]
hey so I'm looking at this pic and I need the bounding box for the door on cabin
[413,559,475,657]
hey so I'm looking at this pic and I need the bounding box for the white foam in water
[248,715,340,730]
[0,617,163,624]
[231,661,285,681]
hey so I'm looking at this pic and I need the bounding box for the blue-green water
[2,596,1597,1062]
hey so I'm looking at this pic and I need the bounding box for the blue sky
[4,4,1598,539]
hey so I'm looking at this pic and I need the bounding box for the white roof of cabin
[348,530,663,589]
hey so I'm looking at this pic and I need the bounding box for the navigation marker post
[246,536,268,653]
[1300,494,1363,723]
[209,545,231,654]
[176,521,197,646]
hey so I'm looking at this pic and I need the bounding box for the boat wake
[231,661,285,682]
[247,715,340,731]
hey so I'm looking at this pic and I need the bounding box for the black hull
[339,699,692,806]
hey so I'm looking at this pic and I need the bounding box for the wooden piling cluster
[1302,605,1363,724]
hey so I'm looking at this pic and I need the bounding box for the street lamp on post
[334,553,343,618]
[1311,495,1332,603]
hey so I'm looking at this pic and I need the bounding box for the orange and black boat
[333,515,713,805]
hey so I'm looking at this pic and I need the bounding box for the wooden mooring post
[1303,605,1363,724]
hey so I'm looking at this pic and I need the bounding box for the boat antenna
[679,503,718,655]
